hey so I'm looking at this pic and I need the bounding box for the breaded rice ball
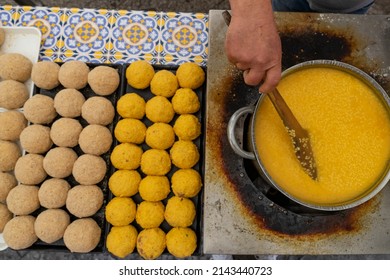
[166,227,197,258]
[137,228,166,260]
[0,53,33,82]
[150,70,178,98]
[105,197,136,226]
[50,117,83,148]
[110,143,143,170]
[38,178,70,209]
[0,172,17,203]
[172,88,200,114]
[72,154,107,185]
[31,61,60,90]
[173,114,201,140]
[88,66,120,96]
[138,175,170,202]
[0,140,21,172]
[78,124,113,156]
[2,215,37,250]
[171,169,202,198]
[58,61,90,89]
[145,122,175,150]
[34,209,70,243]
[176,62,205,89]
[0,110,27,141]
[145,96,174,123]
[0,80,29,109]
[141,149,171,176]
[66,185,104,218]
[14,154,46,185]
[136,201,165,229]
[0,203,12,233]
[114,118,146,144]
[108,170,140,197]
[106,225,138,258]
[6,184,40,215]
[81,96,115,125]
[116,93,145,119]
[20,124,52,154]
[126,60,155,90]
[0,28,4,46]
[63,218,101,253]
[54,88,85,118]
[23,94,57,124]
[170,140,199,169]
[164,196,196,227]
[43,147,77,178]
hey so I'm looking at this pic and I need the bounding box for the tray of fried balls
[105,61,205,259]
[1,59,122,253]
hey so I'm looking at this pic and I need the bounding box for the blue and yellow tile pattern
[0,5,208,66]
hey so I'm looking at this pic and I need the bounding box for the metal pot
[227,60,390,211]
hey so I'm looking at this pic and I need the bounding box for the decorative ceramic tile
[0,5,18,26]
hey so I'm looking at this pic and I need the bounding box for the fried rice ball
[38,178,70,209]
[0,172,17,203]
[141,149,171,176]
[137,228,166,260]
[58,60,90,89]
[171,169,202,198]
[63,218,101,253]
[43,147,77,178]
[14,154,47,185]
[66,185,104,218]
[2,215,37,250]
[78,124,113,156]
[0,110,27,141]
[126,60,155,90]
[105,197,136,226]
[81,96,115,125]
[0,203,12,233]
[6,184,40,215]
[34,209,70,243]
[31,61,60,90]
[145,122,175,150]
[50,117,83,148]
[116,93,146,119]
[138,175,170,202]
[110,143,143,170]
[176,62,205,89]
[136,201,165,229]
[23,94,57,124]
[114,118,146,144]
[164,196,196,227]
[166,227,197,258]
[88,66,120,96]
[0,28,4,46]
[170,140,199,169]
[0,140,21,172]
[108,170,140,197]
[72,154,107,185]
[173,114,201,140]
[54,88,85,118]
[145,96,174,123]
[20,124,53,154]
[150,70,178,98]
[171,88,200,114]
[106,225,138,258]
[0,53,33,82]
[0,80,29,109]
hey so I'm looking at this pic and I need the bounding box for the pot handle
[227,107,256,160]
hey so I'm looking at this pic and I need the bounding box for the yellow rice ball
[166,227,197,258]
[126,60,155,90]
[173,114,201,140]
[171,169,202,198]
[170,140,199,169]
[135,201,165,229]
[150,70,178,98]
[108,170,141,197]
[176,62,205,89]
[137,228,166,260]
[110,143,143,170]
[145,123,175,150]
[172,88,200,114]
[116,93,146,119]
[164,196,196,227]
[114,118,146,144]
[105,197,136,226]
[138,175,170,202]
[106,225,138,258]
[140,149,171,176]
[145,96,175,123]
